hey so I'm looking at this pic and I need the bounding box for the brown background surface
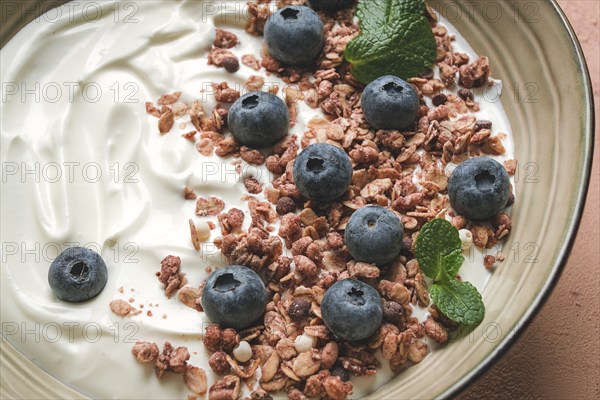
[460,1,600,399]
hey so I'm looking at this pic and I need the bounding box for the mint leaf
[345,0,436,83]
[355,0,426,32]
[430,280,485,325]
[415,219,463,280]
[444,248,464,278]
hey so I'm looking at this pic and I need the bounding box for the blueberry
[293,143,352,202]
[309,0,355,11]
[228,91,289,148]
[360,75,419,130]
[201,265,267,330]
[345,205,404,265]
[48,247,108,303]
[448,157,511,220]
[321,279,383,341]
[264,6,324,66]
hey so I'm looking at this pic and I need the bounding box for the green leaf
[444,248,464,278]
[345,0,436,83]
[415,219,464,280]
[415,218,485,326]
[430,280,485,325]
[355,0,426,33]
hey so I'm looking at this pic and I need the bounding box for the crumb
[242,54,261,70]
[212,82,240,103]
[184,186,197,200]
[158,109,175,134]
[132,341,159,363]
[157,92,181,105]
[196,196,225,217]
[214,28,238,49]
[484,255,496,271]
[207,48,239,73]
[110,299,132,317]
[244,176,263,194]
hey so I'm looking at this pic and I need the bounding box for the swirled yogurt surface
[0,1,514,398]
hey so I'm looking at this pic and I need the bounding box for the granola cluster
[156,255,186,298]
[133,2,517,399]
[131,341,208,395]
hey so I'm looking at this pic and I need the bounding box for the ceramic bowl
[0,1,594,399]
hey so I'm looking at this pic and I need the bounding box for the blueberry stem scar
[281,8,299,20]
[306,157,325,172]
[474,170,495,190]
[214,273,242,293]
[382,81,403,96]
[242,95,259,109]
[348,287,366,306]
[69,261,89,282]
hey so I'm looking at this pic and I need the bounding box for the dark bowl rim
[0,1,595,399]
[442,1,596,398]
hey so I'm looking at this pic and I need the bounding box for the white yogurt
[0,1,514,399]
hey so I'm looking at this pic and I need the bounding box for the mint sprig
[416,219,485,326]
[345,0,436,83]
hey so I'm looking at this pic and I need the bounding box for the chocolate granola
[132,2,517,399]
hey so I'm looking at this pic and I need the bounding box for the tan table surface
[460,1,600,399]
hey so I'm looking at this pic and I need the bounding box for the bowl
[0,1,594,399]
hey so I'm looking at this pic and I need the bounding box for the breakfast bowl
[0,0,594,399]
